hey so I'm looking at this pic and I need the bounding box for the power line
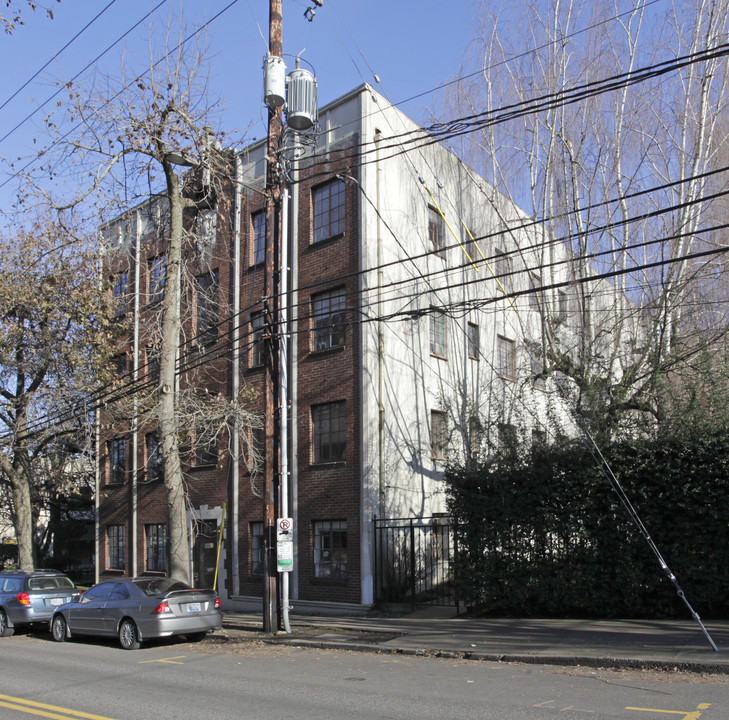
[0,0,123,114]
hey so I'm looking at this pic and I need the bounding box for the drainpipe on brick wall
[231,153,243,596]
[280,186,291,633]
[131,211,141,576]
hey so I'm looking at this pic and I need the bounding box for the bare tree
[37,23,259,581]
[0,217,113,569]
[444,0,729,435]
[1,0,58,34]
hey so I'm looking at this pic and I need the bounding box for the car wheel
[51,614,67,643]
[0,609,14,638]
[118,619,140,650]
[185,631,207,642]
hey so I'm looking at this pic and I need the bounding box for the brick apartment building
[97,84,630,612]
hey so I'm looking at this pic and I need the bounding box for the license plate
[186,603,201,612]
[49,598,63,606]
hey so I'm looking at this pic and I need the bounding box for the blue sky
[0,0,478,199]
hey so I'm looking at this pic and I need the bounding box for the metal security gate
[374,516,457,608]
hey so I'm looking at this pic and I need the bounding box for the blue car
[50,576,222,650]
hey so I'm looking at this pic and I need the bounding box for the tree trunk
[11,465,34,569]
[158,164,190,584]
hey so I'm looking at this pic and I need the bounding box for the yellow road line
[0,694,118,720]
[625,704,711,720]
[138,655,186,664]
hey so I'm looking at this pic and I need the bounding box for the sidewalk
[221,609,729,673]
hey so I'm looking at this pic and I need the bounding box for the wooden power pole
[263,0,283,634]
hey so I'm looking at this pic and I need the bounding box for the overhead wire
[0,0,122,114]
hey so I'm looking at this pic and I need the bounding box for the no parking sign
[277,518,293,572]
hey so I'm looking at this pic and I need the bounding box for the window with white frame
[430,310,447,357]
[252,210,266,265]
[428,205,446,258]
[107,525,126,570]
[467,322,479,360]
[313,178,345,242]
[148,254,166,304]
[312,288,346,351]
[313,520,347,579]
[496,335,516,379]
[145,524,167,572]
[312,401,346,463]
[430,410,448,460]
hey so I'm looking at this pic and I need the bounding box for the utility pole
[263,0,283,634]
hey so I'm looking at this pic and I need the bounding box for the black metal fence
[374,516,457,608]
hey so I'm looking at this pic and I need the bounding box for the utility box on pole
[286,65,317,131]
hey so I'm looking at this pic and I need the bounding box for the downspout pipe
[231,153,243,596]
[280,186,291,634]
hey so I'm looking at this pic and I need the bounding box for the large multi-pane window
[196,269,219,345]
[250,522,264,576]
[312,288,346,351]
[252,210,266,265]
[148,254,166,303]
[146,432,163,482]
[312,401,346,463]
[108,438,127,484]
[313,520,347,579]
[145,524,167,572]
[430,410,448,460]
[430,310,447,357]
[496,335,516,379]
[428,206,446,257]
[112,270,129,317]
[107,525,126,570]
[313,179,345,242]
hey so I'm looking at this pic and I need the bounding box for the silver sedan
[50,577,222,650]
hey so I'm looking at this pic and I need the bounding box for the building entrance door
[192,519,218,590]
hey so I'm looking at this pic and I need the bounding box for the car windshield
[27,576,75,591]
[132,578,191,597]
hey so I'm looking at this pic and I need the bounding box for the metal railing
[374,516,457,608]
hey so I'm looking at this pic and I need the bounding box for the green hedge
[445,433,729,618]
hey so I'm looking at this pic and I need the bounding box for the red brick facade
[98,134,363,605]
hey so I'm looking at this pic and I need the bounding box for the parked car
[0,569,79,637]
[50,577,223,650]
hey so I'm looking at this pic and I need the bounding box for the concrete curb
[262,635,729,674]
